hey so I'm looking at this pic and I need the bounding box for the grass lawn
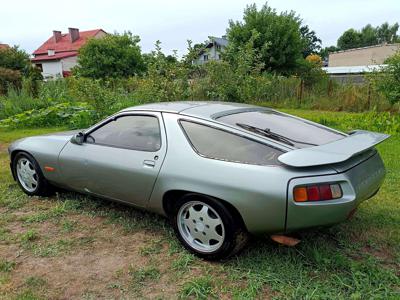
[0,110,399,299]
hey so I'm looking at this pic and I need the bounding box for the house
[323,43,400,83]
[31,28,107,79]
[193,36,228,65]
[0,44,10,50]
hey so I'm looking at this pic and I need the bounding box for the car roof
[121,101,270,120]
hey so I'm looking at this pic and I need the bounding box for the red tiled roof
[0,44,10,49]
[33,29,105,55]
[31,51,78,62]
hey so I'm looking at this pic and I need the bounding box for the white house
[31,28,107,79]
[193,36,228,65]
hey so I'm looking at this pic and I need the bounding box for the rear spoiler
[278,130,390,167]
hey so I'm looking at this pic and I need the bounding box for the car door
[58,112,166,207]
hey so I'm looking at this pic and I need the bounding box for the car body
[8,102,389,259]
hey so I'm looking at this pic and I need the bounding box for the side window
[180,121,282,165]
[86,115,161,151]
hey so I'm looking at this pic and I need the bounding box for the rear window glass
[180,120,282,165]
[216,111,345,148]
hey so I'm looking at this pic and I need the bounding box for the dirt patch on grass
[0,143,8,154]
[1,209,187,299]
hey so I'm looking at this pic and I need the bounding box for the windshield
[216,110,346,148]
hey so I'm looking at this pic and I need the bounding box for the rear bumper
[285,152,385,232]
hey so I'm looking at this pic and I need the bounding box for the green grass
[0,111,399,299]
[0,259,16,273]
[180,275,216,299]
[128,266,161,294]
[0,127,68,144]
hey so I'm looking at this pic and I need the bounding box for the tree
[296,54,326,86]
[300,25,322,58]
[74,32,145,79]
[182,40,206,66]
[0,45,41,95]
[361,24,378,46]
[0,46,30,72]
[337,29,362,50]
[143,40,180,76]
[376,22,399,43]
[225,3,304,74]
[337,22,399,50]
[319,46,340,60]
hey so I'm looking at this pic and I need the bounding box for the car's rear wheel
[13,152,54,196]
[171,194,248,260]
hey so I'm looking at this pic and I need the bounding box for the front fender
[8,135,72,183]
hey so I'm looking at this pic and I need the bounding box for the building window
[203,55,209,61]
[216,44,221,50]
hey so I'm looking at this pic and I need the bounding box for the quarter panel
[286,152,386,231]
[147,113,337,234]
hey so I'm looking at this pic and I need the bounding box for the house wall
[41,61,63,79]
[329,44,400,67]
[61,56,78,71]
[193,44,226,65]
[94,31,107,39]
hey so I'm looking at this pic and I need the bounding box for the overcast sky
[1,0,399,56]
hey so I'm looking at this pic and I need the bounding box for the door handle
[143,160,156,168]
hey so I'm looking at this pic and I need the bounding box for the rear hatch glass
[216,110,346,148]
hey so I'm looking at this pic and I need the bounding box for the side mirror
[70,132,84,145]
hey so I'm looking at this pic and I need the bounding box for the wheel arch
[162,190,248,232]
[10,150,33,180]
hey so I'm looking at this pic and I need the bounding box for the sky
[1,0,399,56]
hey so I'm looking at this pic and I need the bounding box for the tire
[171,194,248,260]
[13,152,54,197]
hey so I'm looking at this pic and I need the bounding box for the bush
[74,32,145,79]
[371,51,400,105]
[0,67,22,94]
[0,102,97,129]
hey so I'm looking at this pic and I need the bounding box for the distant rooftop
[208,36,228,47]
[331,43,400,54]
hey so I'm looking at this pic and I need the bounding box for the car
[8,102,389,260]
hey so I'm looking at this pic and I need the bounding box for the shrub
[74,32,145,79]
[0,67,22,94]
[372,51,400,105]
[0,102,97,129]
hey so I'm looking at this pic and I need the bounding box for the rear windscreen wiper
[236,123,318,147]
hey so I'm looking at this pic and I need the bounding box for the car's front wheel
[172,194,248,260]
[13,152,54,196]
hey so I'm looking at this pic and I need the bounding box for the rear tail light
[293,183,342,202]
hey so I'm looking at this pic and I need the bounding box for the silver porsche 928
[8,102,389,260]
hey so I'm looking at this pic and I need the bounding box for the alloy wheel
[16,157,38,193]
[177,201,225,253]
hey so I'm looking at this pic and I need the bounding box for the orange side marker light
[44,166,55,172]
[293,187,308,202]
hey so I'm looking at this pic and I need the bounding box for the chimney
[53,30,62,43]
[68,27,80,43]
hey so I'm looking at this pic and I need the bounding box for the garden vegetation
[0,2,399,132]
